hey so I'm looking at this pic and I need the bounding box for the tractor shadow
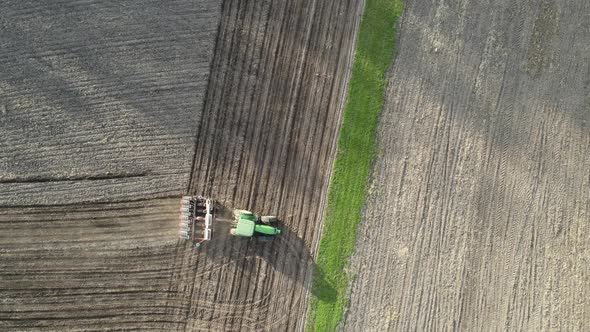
[201,210,336,304]
[263,224,337,304]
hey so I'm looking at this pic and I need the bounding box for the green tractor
[179,195,281,248]
[230,210,281,240]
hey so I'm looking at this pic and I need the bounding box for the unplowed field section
[1,0,364,331]
[182,0,363,330]
[345,0,590,331]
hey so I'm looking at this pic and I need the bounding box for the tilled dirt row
[0,0,221,205]
[0,199,186,331]
[344,0,590,331]
[0,1,222,330]
[181,0,364,330]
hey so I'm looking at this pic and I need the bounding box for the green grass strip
[307,0,404,331]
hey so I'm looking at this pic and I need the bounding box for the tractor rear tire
[260,216,278,225]
[233,209,253,218]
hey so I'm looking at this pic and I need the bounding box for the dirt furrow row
[183,0,364,330]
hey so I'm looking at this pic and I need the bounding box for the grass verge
[307,0,404,330]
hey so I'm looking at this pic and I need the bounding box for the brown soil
[181,0,363,330]
[344,0,590,331]
[0,0,363,331]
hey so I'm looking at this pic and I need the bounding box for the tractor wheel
[260,216,278,225]
[233,209,253,218]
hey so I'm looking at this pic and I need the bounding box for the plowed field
[183,0,363,330]
[0,0,363,331]
[344,0,590,331]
